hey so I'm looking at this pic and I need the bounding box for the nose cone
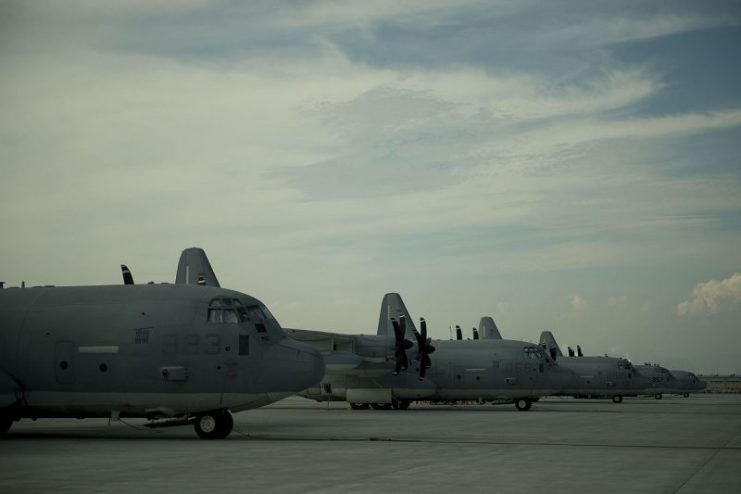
[260,338,325,393]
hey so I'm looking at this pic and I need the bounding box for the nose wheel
[654,393,663,400]
[194,409,233,439]
[612,395,623,404]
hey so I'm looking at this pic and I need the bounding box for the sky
[1,0,740,374]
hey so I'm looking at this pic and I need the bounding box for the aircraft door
[54,341,75,384]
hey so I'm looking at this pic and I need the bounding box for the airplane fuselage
[0,284,323,421]
[301,338,573,405]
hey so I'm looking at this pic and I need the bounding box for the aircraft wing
[286,328,392,376]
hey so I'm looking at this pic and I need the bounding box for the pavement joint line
[235,432,741,451]
[671,427,740,494]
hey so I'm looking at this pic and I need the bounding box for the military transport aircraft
[0,252,325,439]
[635,363,681,400]
[667,370,707,397]
[538,331,650,403]
[289,293,576,411]
[173,248,574,411]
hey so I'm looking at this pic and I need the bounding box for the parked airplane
[667,370,707,397]
[291,293,575,411]
[0,251,324,439]
[538,331,650,403]
[635,363,680,400]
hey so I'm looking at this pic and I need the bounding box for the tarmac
[1,394,740,493]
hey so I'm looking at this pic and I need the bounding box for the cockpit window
[245,305,274,321]
[208,298,249,324]
[524,346,548,360]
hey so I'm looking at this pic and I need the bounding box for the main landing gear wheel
[370,403,392,410]
[683,392,690,398]
[612,395,623,404]
[514,398,532,411]
[391,398,411,410]
[654,393,663,400]
[194,410,233,439]
[350,403,370,410]
[0,416,13,436]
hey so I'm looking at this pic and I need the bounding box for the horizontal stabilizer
[479,316,502,339]
[175,247,220,287]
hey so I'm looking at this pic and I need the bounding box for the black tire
[514,398,532,411]
[683,392,690,398]
[654,393,662,400]
[370,403,392,410]
[612,395,623,404]
[0,416,12,436]
[194,410,233,439]
[391,398,410,410]
[350,403,370,410]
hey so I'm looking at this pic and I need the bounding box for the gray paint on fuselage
[0,284,324,419]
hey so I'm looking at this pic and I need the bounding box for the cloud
[608,295,628,307]
[677,273,741,316]
[571,295,587,312]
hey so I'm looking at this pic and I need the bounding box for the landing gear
[350,403,370,410]
[683,392,690,398]
[654,393,663,400]
[370,403,392,410]
[514,398,532,411]
[194,410,233,439]
[0,416,13,436]
[612,395,623,404]
[391,398,410,410]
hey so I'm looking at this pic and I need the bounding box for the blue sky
[1,0,740,373]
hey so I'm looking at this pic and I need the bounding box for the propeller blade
[391,318,403,342]
[549,347,557,360]
[121,265,134,285]
[577,345,583,357]
[568,346,575,357]
[455,325,462,340]
[473,328,479,340]
[427,340,435,354]
[420,318,427,340]
[394,357,402,376]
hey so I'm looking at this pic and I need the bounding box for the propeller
[472,327,479,340]
[577,345,583,357]
[455,325,462,340]
[414,317,436,381]
[567,346,575,357]
[121,265,134,285]
[391,316,414,376]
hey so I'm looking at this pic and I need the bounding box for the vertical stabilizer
[539,331,564,357]
[479,316,502,339]
[377,293,416,338]
[175,247,221,287]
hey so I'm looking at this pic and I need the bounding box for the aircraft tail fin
[377,293,416,338]
[539,331,563,358]
[175,247,221,287]
[479,316,502,339]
